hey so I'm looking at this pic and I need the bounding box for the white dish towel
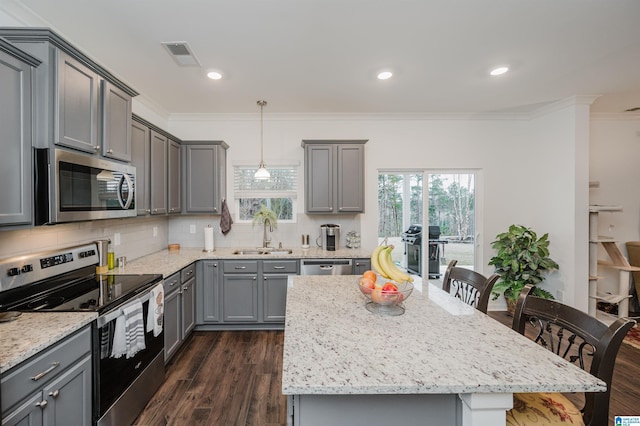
[111,299,146,359]
[146,283,164,337]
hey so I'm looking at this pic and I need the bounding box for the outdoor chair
[440,259,499,313]
[507,284,635,426]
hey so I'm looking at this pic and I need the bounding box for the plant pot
[505,296,516,316]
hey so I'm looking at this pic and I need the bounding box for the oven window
[59,161,134,211]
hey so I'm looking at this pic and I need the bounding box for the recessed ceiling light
[490,66,509,76]
[377,71,393,80]
[207,71,223,80]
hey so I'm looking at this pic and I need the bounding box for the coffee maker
[320,224,340,251]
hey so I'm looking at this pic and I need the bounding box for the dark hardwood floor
[135,316,639,426]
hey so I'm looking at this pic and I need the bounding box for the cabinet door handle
[152,209,158,213]
[273,266,285,269]
[182,285,188,291]
[235,266,246,269]
[49,390,60,398]
[213,263,218,267]
[36,400,48,409]
[94,145,100,151]
[32,362,60,381]
[186,270,193,276]
[146,209,151,213]
[107,149,114,154]
[253,276,256,280]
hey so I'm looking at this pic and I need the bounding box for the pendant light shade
[254,100,270,180]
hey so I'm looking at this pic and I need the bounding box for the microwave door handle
[117,173,134,209]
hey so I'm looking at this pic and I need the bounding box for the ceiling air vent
[161,41,200,67]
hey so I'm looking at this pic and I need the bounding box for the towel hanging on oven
[146,283,164,337]
[111,300,146,359]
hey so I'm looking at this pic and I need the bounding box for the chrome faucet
[263,218,273,248]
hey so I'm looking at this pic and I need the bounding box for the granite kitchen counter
[0,312,96,373]
[282,275,605,425]
[110,246,373,278]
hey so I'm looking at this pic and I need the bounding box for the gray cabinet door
[1,392,43,426]
[181,277,196,336]
[131,120,150,215]
[164,286,181,362]
[0,47,33,226]
[42,354,92,426]
[150,130,167,215]
[102,80,132,162]
[222,275,258,322]
[184,144,223,213]
[55,51,100,154]
[263,274,288,322]
[336,144,365,212]
[168,139,181,214]
[305,144,334,213]
[353,258,372,275]
[197,261,220,323]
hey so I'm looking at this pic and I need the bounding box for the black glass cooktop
[0,265,162,315]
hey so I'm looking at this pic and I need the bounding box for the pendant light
[254,100,270,180]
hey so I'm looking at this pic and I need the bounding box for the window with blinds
[234,165,298,222]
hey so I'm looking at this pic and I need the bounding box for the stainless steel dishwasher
[301,259,353,275]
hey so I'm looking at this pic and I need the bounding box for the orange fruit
[362,270,376,283]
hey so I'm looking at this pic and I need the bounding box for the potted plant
[489,224,559,312]
[252,205,278,227]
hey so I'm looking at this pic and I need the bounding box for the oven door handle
[97,291,151,328]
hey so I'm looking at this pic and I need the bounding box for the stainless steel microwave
[34,148,136,225]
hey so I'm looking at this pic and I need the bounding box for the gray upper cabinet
[0,28,138,157]
[102,80,132,161]
[150,130,168,215]
[182,141,228,214]
[131,119,151,215]
[168,139,181,214]
[0,39,39,227]
[302,140,367,214]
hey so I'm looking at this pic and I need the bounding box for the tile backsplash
[0,213,362,261]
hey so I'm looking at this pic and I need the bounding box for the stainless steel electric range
[0,243,165,426]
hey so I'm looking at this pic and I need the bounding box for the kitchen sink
[232,248,293,255]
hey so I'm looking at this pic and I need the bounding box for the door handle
[32,362,60,381]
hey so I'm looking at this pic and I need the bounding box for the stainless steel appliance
[34,148,137,225]
[0,243,164,426]
[401,224,423,277]
[427,226,447,279]
[301,259,352,275]
[319,224,340,251]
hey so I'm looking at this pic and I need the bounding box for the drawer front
[263,260,298,274]
[223,260,258,274]
[181,263,196,282]
[164,271,181,294]
[1,326,91,412]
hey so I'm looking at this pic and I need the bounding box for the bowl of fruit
[358,271,413,316]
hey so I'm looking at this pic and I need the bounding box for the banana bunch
[370,244,414,283]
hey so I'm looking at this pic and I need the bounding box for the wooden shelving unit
[589,205,637,324]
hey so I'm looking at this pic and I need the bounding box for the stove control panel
[40,252,74,269]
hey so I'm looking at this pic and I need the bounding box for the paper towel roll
[204,225,215,252]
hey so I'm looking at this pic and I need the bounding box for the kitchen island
[282,276,605,426]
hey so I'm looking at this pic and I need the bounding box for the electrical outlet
[113,233,121,246]
[190,224,196,234]
[153,226,158,237]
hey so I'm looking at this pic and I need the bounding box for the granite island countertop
[281,275,606,396]
[109,246,373,278]
[0,312,97,374]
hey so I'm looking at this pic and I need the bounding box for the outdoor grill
[427,226,448,279]
[401,225,423,276]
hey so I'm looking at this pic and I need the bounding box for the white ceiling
[3,0,640,115]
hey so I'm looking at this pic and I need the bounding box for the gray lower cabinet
[182,141,228,214]
[1,326,92,426]
[197,260,221,324]
[168,139,181,214]
[222,261,259,322]
[164,264,196,363]
[262,260,297,322]
[150,130,168,215]
[353,258,372,275]
[0,40,38,227]
[302,140,367,214]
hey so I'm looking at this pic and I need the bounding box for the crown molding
[590,112,640,121]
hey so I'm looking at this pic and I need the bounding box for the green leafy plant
[489,225,559,304]
[252,205,278,228]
